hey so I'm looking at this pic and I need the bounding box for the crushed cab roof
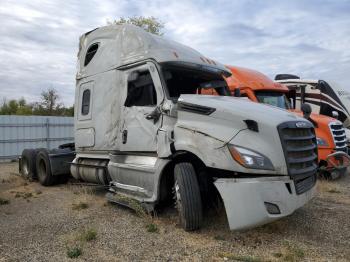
[77,24,230,79]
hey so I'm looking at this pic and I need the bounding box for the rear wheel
[20,149,37,180]
[174,162,203,231]
[36,149,56,186]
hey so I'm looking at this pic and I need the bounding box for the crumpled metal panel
[76,24,230,80]
[214,177,315,230]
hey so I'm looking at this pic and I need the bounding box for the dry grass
[279,241,305,262]
[1,162,349,261]
[317,180,342,195]
[218,253,263,262]
[72,201,89,210]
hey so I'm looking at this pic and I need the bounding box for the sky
[0,0,349,106]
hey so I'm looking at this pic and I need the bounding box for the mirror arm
[146,106,161,124]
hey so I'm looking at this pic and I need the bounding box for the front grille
[278,121,318,195]
[329,122,347,151]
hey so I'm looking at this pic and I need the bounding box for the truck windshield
[160,62,230,100]
[255,91,291,109]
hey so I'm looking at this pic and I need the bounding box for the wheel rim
[22,158,29,177]
[174,181,182,214]
[38,159,46,181]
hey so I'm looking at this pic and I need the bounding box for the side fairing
[75,70,123,151]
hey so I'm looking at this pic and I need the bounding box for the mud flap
[214,177,315,231]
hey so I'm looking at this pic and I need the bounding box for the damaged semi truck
[20,24,318,231]
[220,66,349,179]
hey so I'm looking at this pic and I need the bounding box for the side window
[125,70,157,107]
[81,89,91,115]
[84,43,99,66]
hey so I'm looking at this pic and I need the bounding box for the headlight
[316,137,328,147]
[228,145,274,170]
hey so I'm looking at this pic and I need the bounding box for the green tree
[110,16,164,35]
[0,98,33,115]
[16,98,33,115]
[0,90,73,116]
[40,88,62,116]
[8,100,19,114]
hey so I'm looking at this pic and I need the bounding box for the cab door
[119,62,164,152]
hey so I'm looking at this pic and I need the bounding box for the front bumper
[214,176,315,230]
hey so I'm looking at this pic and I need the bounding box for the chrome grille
[278,121,318,195]
[329,122,347,152]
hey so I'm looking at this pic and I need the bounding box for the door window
[125,71,157,107]
[81,89,91,115]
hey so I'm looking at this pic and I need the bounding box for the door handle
[122,130,128,144]
[145,107,161,124]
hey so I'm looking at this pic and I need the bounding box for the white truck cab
[23,24,318,231]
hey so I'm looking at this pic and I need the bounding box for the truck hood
[176,95,300,143]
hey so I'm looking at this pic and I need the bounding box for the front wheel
[174,162,203,231]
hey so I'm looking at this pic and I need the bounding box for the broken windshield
[160,62,230,100]
[255,91,291,109]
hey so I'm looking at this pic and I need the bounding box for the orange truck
[205,65,349,179]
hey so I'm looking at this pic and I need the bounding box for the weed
[214,235,226,241]
[218,253,262,262]
[272,252,283,258]
[23,192,33,199]
[112,194,147,217]
[146,223,158,233]
[72,202,88,210]
[67,246,82,258]
[13,192,33,199]
[80,229,97,242]
[282,241,305,262]
[328,188,341,194]
[0,198,10,205]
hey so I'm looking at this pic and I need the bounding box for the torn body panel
[214,176,315,230]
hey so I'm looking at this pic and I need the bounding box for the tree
[40,88,61,116]
[110,16,164,35]
[0,98,33,115]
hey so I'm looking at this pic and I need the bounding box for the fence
[0,115,74,160]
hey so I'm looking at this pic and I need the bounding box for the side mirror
[301,103,312,119]
[289,98,294,109]
[332,111,339,119]
[234,88,241,97]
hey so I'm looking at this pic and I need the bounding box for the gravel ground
[0,162,349,261]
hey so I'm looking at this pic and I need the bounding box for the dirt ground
[0,162,349,262]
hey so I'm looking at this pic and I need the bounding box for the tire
[174,162,203,231]
[36,149,56,186]
[20,149,37,180]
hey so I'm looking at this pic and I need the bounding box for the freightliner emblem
[295,122,307,128]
